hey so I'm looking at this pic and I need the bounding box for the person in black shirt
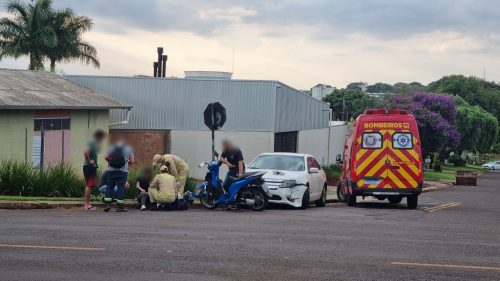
[220,139,245,191]
[136,167,153,211]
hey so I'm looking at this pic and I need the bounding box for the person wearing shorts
[83,130,106,210]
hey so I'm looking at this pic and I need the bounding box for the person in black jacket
[220,139,245,190]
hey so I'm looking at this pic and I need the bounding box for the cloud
[1,0,500,88]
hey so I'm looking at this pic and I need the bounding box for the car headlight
[280,180,297,188]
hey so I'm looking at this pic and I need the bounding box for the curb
[0,200,204,210]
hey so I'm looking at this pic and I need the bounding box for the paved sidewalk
[0,181,454,210]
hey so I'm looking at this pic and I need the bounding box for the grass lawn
[424,164,485,181]
[424,171,456,181]
[0,196,85,201]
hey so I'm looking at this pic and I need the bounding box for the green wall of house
[0,109,110,173]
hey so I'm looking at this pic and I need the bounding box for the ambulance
[337,109,423,209]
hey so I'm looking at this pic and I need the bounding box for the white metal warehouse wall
[66,75,329,133]
[170,130,274,179]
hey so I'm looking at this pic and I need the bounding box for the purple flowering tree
[383,92,461,155]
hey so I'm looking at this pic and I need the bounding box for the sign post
[203,102,226,160]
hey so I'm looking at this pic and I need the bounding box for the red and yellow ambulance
[337,109,423,209]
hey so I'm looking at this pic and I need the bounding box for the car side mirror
[336,154,343,164]
[198,162,206,168]
[309,167,319,174]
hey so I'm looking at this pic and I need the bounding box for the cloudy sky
[1,0,500,89]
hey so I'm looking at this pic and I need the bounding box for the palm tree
[0,0,99,72]
[45,8,99,72]
[0,0,57,70]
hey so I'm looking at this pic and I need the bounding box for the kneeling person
[148,165,177,209]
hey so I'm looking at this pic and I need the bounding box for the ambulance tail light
[418,158,423,179]
[351,159,358,181]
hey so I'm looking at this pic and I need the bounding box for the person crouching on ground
[152,154,189,194]
[104,139,135,212]
[82,129,106,211]
[136,167,153,211]
[98,168,130,201]
[148,165,177,210]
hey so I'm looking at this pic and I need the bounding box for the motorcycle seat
[229,171,260,181]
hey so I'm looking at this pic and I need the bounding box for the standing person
[152,154,189,194]
[136,167,153,211]
[148,165,177,209]
[98,168,130,199]
[82,129,106,211]
[104,140,135,212]
[220,139,245,191]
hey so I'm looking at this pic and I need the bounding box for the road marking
[391,262,500,271]
[423,202,461,213]
[0,244,105,251]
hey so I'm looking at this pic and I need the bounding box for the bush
[0,161,200,199]
[491,143,500,154]
[449,154,466,167]
[433,160,442,172]
[0,161,85,197]
[323,164,342,177]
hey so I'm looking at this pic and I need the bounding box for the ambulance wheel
[336,183,347,202]
[300,188,310,209]
[347,194,357,206]
[407,196,418,209]
[388,197,403,204]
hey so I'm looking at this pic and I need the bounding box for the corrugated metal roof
[0,69,130,110]
[66,75,329,132]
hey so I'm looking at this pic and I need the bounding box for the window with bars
[34,118,71,131]
[274,131,298,153]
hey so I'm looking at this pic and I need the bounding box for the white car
[482,161,500,170]
[246,153,327,209]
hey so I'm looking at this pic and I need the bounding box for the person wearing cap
[148,165,177,209]
[152,154,189,194]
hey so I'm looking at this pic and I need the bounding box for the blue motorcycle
[186,160,268,211]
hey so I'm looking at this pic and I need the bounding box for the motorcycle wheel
[250,189,268,211]
[200,183,222,210]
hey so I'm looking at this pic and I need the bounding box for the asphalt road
[1,172,499,281]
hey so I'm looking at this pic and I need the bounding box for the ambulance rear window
[362,132,382,149]
[393,133,413,149]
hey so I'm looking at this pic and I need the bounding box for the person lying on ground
[152,154,189,194]
[136,167,153,211]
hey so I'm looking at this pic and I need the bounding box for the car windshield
[249,155,305,171]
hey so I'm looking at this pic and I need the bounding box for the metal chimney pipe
[153,62,159,77]
[157,47,163,78]
[162,55,168,77]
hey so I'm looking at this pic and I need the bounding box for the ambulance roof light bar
[365,109,408,115]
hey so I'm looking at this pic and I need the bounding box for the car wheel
[315,185,327,207]
[407,196,418,209]
[388,196,403,204]
[300,187,310,209]
[347,194,356,207]
[336,183,347,202]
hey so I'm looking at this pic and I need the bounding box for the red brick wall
[109,130,171,168]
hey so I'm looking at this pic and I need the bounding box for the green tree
[0,0,99,72]
[428,75,500,123]
[0,0,56,70]
[45,8,99,72]
[392,82,425,95]
[366,82,393,93]
[323,89,378,121]
[454,96,499,153]
[346,82,366,91]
